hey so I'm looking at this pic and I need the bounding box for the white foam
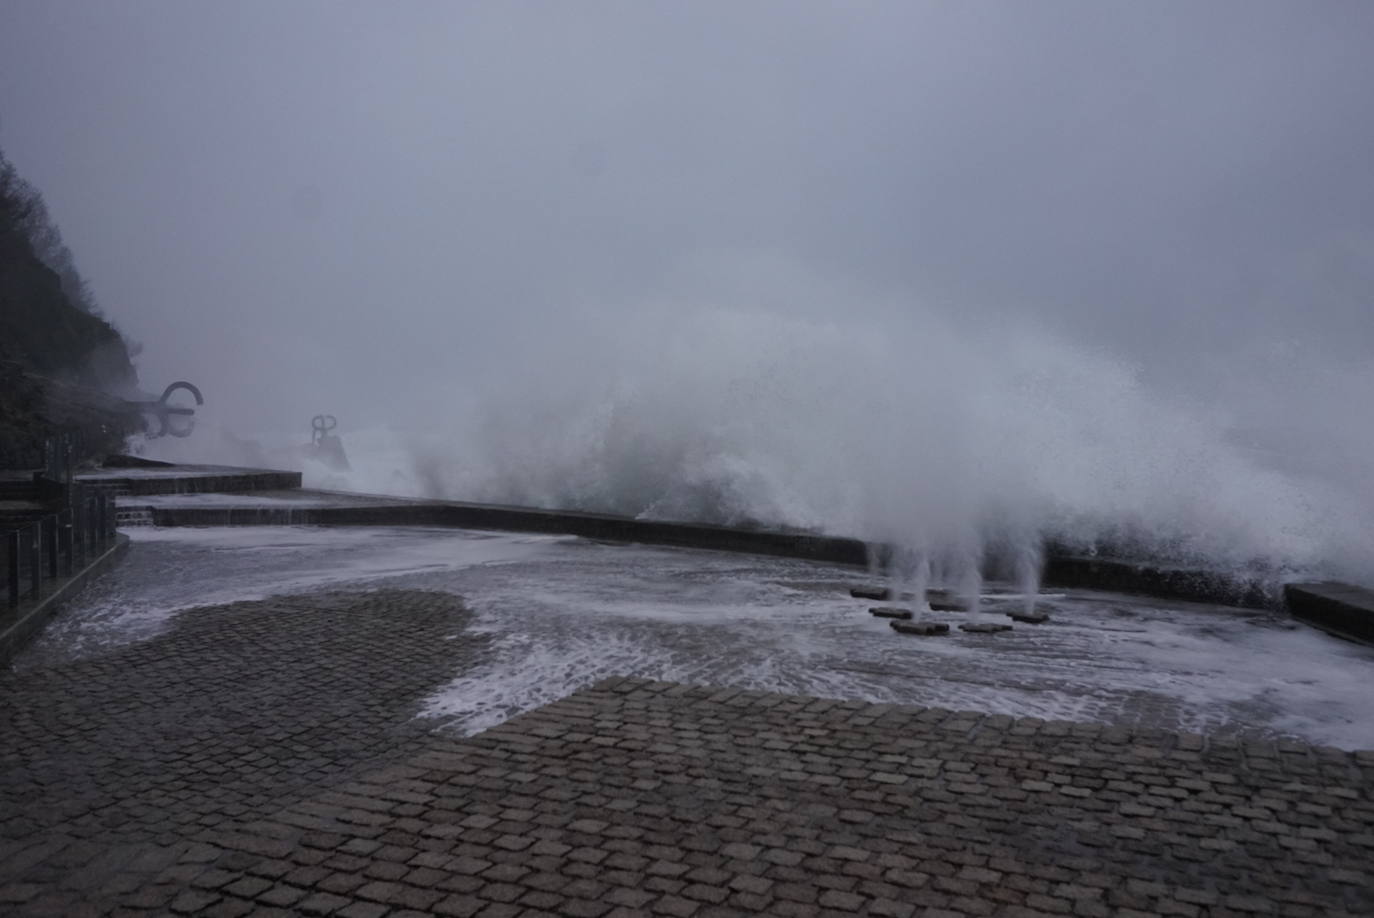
[410,541,1374,749]
[30,526,566,653]
[274,310,1373,588]
[33,526,1374,749]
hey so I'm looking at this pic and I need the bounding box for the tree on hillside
[0,145,139,391]
[0,147,100,315]
[0,146,143,466]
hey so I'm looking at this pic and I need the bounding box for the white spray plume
[395,305,1371,587]
[139,301,1372,589]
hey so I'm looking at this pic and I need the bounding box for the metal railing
[1,428,83,475]
[42,431,78,486]
[3,484,116,610]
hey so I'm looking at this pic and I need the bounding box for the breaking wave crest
[399,308,1372,587]
[149,306,1374,588]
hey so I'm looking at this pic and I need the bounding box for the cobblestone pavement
[4,609,1373,918]
[0,589,485,916]
[36,527,1374,747]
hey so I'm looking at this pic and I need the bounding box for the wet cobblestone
[0,589,483,914]
[2,590,1372,916]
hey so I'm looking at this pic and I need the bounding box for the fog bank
[3,2,1372,584]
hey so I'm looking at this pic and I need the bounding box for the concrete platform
[97,461,1374,627]
[33,526,1374,745]
[118,486,1290,609]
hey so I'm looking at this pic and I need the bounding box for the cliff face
[0,153,141,468]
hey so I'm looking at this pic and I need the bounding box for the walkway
[1,587,1370,915]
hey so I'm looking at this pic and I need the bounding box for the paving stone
[818,888,865,910]
[297,891,353,915]
[222,876,272,899]
[336,902,388,918]
[563,898,614,917]
[607,887,657,908]
[201,898,256,918]
[0,883,42,904]
[433,894,486,917]
[167,889,221,914]
[256,884,307,907]
[3,588,1372,918]
[654,894,701,917]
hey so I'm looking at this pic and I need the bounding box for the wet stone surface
[869,608,913,621]
[1,592,1373,916]
[0,589,485,916]
[890,621,951,637]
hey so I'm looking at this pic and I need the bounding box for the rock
[854,586,958,602]
[1009,611,1050,624]
[890,621,950,636]
[959,623,1013,633]
[869,607,913,620]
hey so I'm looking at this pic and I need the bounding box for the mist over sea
[6,3,1370,591]
[143,304,1374,591]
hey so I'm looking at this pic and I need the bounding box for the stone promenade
[2,591,1373,916]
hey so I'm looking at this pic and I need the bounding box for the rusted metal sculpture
[304,414,350,471]
[131,381,203,439]
[311,414,337,444]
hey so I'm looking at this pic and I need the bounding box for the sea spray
[147,306,1374,589]
[412,305,1369,587]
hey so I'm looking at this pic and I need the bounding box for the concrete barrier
[115,467,1347,616]
[1044,555,1276,608]
[1284,582,1374,644]
[79,466,302,496]
[146,495,1296,611]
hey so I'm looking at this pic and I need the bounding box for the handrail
[2,484,115,609]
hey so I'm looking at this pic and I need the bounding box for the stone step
[852,585,962,603]
[869,607,913,620]
[890,621,950,636]
[116,508,154,527]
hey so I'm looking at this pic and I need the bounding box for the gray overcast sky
[1,1,1372,435]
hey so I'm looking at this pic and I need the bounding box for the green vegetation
[0,147,141,467]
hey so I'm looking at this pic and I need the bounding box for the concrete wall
[93,469,302,496]
[147,498,1284,609]
[1284,582,1374,644]
[148,501,871,567]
